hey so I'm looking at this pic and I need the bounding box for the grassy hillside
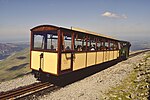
[0,48,31,82]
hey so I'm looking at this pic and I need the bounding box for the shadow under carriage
[39,58,120,87]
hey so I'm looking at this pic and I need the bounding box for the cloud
[102,11,127,19]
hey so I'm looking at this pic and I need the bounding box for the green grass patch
[107,71,137,100]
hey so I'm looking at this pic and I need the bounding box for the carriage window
[97,39,103,51]
[33,34,45,49]
[110,42,114,50]
[118,42,121,50]
[90,40,96,51]
[74,34,86,51]
[33,32,58,51]
[97,41,101,50]
[99,40,104,50]
[75,38,82,51]
[62,33,72,51]
[87,36,96,51]
[47,34,58,50]
[104,41,109,50]
[114,42,118,50]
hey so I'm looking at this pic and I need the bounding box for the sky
[0,0,150,43]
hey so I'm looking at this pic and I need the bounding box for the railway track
[0,82,56,100]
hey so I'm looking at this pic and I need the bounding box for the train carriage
[30,25,131,79]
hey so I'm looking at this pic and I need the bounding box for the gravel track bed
[0,74,37,92]
[38,52,147,100]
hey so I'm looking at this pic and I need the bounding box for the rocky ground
[0,51,149,100]
[106,52,150,100]
[37,51,150,100]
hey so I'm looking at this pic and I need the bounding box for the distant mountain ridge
[130,41,150,51]
[0,43,29,60]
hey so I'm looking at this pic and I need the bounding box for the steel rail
[0,82,52,100]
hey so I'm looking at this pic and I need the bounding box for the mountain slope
[0,48,31,82]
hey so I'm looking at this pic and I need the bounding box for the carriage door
[60,32,73,72]
[31,33,45,71]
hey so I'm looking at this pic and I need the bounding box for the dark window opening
[105,41,109,50]
[74,34,86,51]
[47,34,58,50]
[110,42,114,50]
[87,36,96,51]
[97,39,103,51]
[62,32,72,51]
[114,42,119,50]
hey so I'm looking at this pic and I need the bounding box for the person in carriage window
[91,44,95,51]
[66,46,71,50]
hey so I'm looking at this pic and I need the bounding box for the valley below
[0,42,30,82]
